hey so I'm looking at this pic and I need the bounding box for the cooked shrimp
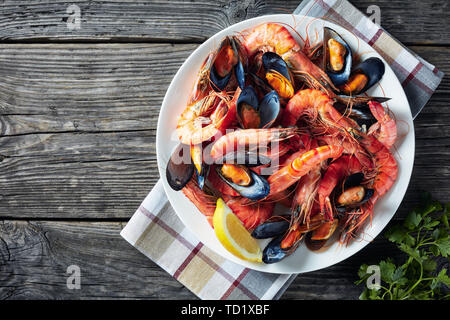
[367,101,397,149]
[209,127,299,161]
[268,145,344,196]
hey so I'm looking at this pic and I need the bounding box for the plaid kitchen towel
[294,0,444,118]
[120,180,296,300]
[121,0,444,300]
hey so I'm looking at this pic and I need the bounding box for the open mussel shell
[220,151,271,167]
[236,85,260,128]
[343,172,365,189]
[251,218,290,239]
[336,105,377,128]
[209,37,245,92]
[259,90,281,128]
[335,95,390,106]
[262,235,288,264]
[190,144,209,190]
[342,57,385,95]
[305,232,327,251]
[210,67,232,92]
[216,165,270,201]
[236,87,280,129]
[166,144,194,191]
[262,52,295,99]
[334,97,390,129]
[323,27,353,87]
[234,58,246,90]
[195,164,210,190]
[262,52,292,83]
[336,186,374,213]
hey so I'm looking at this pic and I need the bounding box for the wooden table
[0,1,448,300]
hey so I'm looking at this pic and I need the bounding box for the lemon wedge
[213,198,262,262]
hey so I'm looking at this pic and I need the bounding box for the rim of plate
[156,14,415,274]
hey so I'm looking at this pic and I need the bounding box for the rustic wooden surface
[0,0,449,300]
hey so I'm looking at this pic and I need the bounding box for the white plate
[156,14,415,274]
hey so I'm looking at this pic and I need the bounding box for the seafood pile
[166,23,398,264]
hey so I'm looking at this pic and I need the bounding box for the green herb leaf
[356,193,449,300]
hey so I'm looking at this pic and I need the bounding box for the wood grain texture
[0,0,449,301]
[0,219,404,300]
[0,44,448,219]
[0,1,448,44]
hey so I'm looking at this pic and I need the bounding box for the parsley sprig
[356,193,450,300]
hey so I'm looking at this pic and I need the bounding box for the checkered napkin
[294,0,444,118]
[120,0,444,300]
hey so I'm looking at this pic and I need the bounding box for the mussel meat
[310,219,339,241]
[262,52,295,99]
[336,185,374,213]
[323,27,353,87]
[340,57,385,95]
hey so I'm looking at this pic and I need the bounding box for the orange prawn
[224,196,275,231]
[267,145,344,196]
[209,127,299,162]
[367,101,397,149]
[177,88,241,146]
[182,176,218,227]
[341,130,398,243]
[282,89,353,129]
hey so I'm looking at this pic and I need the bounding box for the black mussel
[262,235,288,264]
[305,232,327,251]
[323,27,353,87]
[216,164,270,201]
[209,37,246,91]
[190,144,209,189]
[251,218,290,239]
[220,151,271,167]
[343,107,377,129]
[234,56,246,90]
[310,220,339,241]
[336,186,374,212]
[236,87,280,129]
[248,72,273,100]
[340,57,385,95]
[209,66,232,92]
[166,144,194,191]
[196,164,209,190]
[262,52,295,99]
[334,97,390,129]
[335,95,391,106]
[343,172,365,189]
[236,86,260,128]
[258,90,280,128]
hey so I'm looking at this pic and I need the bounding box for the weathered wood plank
[0,44,448,219]
[0,43,197,134]
[0,44,448,136]
[0,219,404,299]
[0,1,448,45]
